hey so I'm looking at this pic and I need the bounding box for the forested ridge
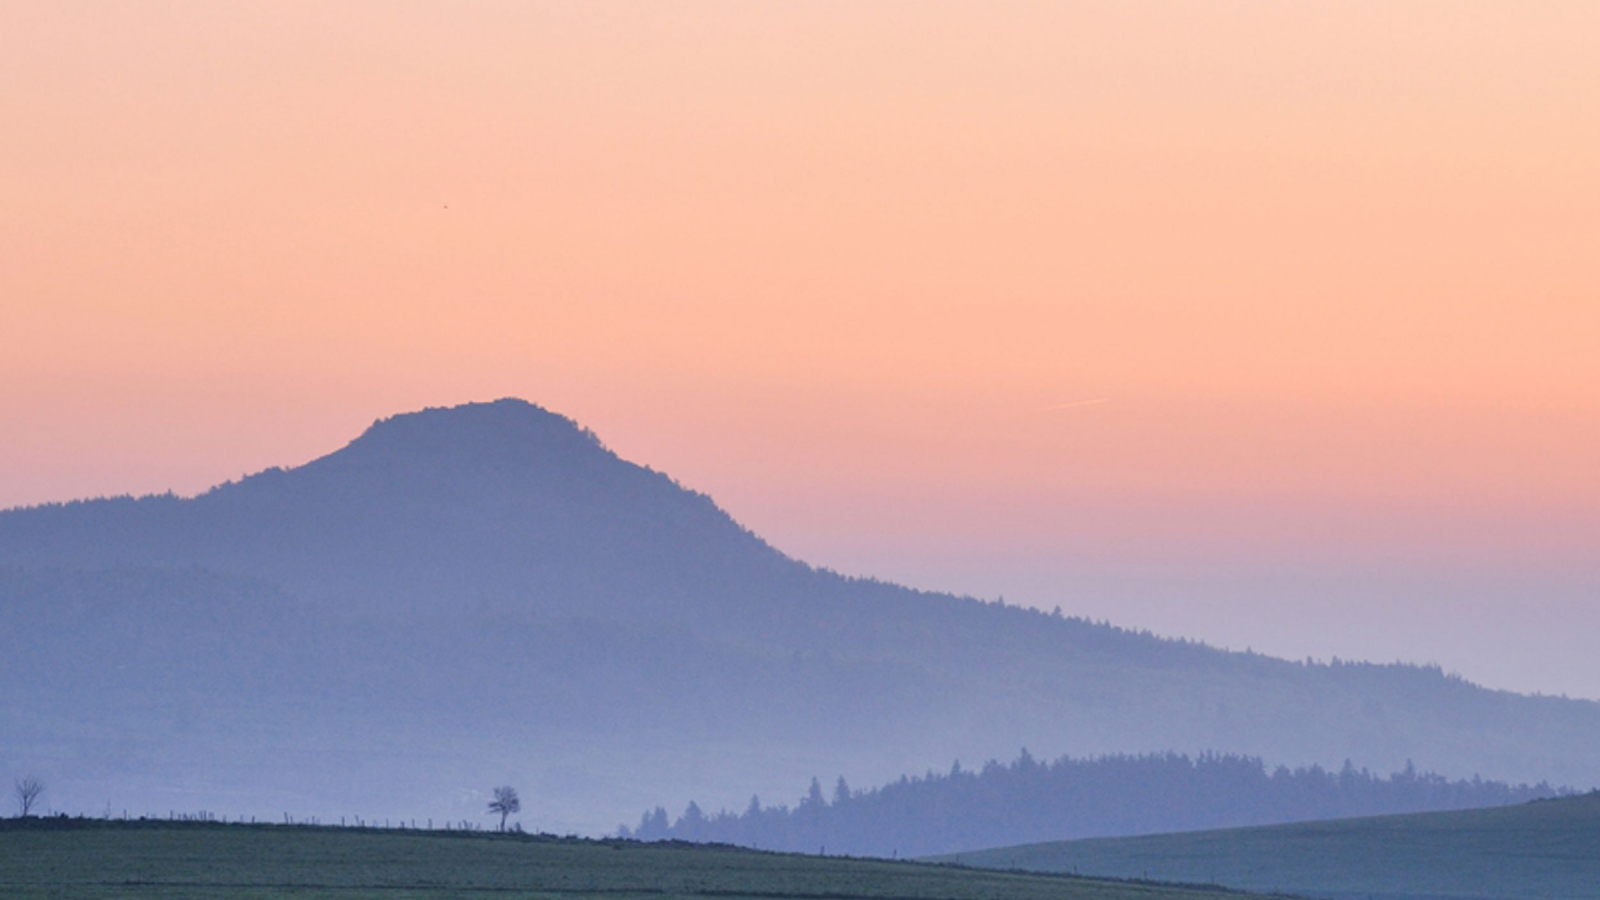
[624,750,1566,858]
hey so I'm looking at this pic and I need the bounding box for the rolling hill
[936,792,1600,900]
[3,398,1598,835]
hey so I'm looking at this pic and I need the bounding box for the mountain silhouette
[2,399,790,622]
[2,398,1597,836]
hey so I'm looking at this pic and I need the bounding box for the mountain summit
[309,398,612,475]
[3,399,1598,833]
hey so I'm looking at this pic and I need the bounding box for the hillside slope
[937,792,1600,900]
[0,819,1260,900]
[3,399,1598,833]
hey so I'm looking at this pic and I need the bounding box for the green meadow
[0,819,1257,900]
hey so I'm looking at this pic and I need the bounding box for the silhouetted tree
[678,801,706,840]
[802,777,825,808]
[14,776,43,817]
[488,785,520,832]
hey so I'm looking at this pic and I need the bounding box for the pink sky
[3,2,1597,695]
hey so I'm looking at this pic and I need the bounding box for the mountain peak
[336,398,612,468]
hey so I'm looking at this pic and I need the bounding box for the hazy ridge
[3,398,1597,836]
[626,750,1565,858]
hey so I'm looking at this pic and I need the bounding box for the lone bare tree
[15,776,43,817]
[488,785,520,832]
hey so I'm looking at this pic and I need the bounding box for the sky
[2,2,1596,697]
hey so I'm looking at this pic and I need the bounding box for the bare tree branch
[15,776,43,817]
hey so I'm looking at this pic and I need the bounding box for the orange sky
[3,2,1597,692]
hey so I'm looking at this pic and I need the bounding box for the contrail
[1038,397,1112,412]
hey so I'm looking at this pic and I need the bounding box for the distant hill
[625,750,1565,858]
[3,398,1599,834]
[936,791,1600,900]
[0,818,1252,900]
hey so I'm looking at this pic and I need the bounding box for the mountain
[3,398,1598,835]
[936,791,1600,900]
[0,400,790,623]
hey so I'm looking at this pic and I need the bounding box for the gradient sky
[3,2,1597,696]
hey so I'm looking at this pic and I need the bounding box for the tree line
[621,750,1569,858]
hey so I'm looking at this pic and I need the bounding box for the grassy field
[936,792,1600,900]
[0,818,1261,900]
